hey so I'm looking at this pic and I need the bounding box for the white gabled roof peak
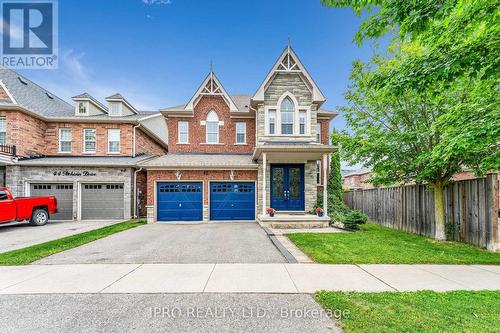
[185,71,238,112]
[252,45,326,103]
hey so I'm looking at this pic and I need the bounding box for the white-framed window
[268,110,276,135]
[59,128,72,153]
[206,111,219,144]
[83,128,96,153]
[299,110,306,135]
[108,128,120,153]
[316,160,321,185]
[0,117,6,144]
[109,103,121,116]
[280,97,294,134]
[178,121,189,144]
[236,122,246,144]
[77,102,87,115]
[316,122,322,143]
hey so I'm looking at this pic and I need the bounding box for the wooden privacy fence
[343,174,499,251]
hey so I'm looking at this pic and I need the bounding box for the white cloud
[24,48,170,110]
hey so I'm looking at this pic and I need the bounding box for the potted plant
[266,207,276,217]
[316,207,325,217]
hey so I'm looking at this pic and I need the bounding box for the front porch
[253,143,336,228]
[258,212,330,229]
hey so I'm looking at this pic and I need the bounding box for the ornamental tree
[325,0,499,239]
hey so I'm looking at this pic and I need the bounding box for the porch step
[258,214,330,229]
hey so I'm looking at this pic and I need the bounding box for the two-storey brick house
[0,45,336,226]
[0,67,168,221]
[140,45,337,226]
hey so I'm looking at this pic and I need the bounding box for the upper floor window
[109,103,121,116]
[299,111,306,135]
[59,128,72,153]
[0,117,6,144]
[206,111,219,144]
[280,97,294,135]
[268,110,276,135]
[108,128,120,153]
[178,121,189,144]
[316,123,322,143]
[236,122,246,144]
[77,102,87,115]
[83,128,96,153]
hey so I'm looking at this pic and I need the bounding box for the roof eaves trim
[184,71,238,112]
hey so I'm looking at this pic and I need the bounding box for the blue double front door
[270,164,305,211]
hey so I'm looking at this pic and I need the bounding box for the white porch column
[323,154,328,214]
[262,152,267,216]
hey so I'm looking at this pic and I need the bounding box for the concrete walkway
[1,264,499,294]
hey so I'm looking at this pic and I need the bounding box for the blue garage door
[210,182,255,221]
[157,182,203,222]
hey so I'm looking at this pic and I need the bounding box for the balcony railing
[0,144,16,156]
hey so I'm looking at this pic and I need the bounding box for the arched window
[280,96,295,134]
[206,111,219,143]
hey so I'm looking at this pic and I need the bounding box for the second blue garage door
[210,182,255,221]
[157,182,203,222]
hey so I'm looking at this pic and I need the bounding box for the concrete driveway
[35,223,286,264]
[0,220,121,253]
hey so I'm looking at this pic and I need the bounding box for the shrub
[341,210,368,230]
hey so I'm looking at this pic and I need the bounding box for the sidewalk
[1,264,499,294]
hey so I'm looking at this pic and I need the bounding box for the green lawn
[0,219,146,265]
[316,290,500,333]
[287,223,500,264]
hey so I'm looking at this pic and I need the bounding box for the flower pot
[269,213,275,217]
[317,212,324,217]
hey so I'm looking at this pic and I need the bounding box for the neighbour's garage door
[30,183,74,220]
[81,183,124,220]
[210,182,255,221]
[157,182,203,222]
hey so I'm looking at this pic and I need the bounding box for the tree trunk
[433,181,446,240]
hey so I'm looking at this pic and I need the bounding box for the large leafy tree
[324,0,499,239]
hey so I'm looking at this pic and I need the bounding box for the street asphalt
[0,293,342,333]
[35,222,287,264]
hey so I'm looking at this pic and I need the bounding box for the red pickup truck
[0,187,58,226]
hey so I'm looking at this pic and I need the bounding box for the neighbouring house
[342,168,373,190]
[0,45,337,226]
[0,68,168,220]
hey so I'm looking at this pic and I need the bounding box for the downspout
[133,167,143,218]
[132,123,141,157]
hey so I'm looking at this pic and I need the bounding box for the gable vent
[17,76,28,85]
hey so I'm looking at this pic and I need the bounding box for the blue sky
[21,0,382,133]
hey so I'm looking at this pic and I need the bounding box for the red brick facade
[167,96,255,154]
[45,122,134,156]
[146,169,258,206]
[0,110,47,157]
[135,127,166,156]
[0,110,166,157]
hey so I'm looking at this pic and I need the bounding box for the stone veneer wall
[257,73,317,144]
[5,165,133,219]
[0,166,5,186]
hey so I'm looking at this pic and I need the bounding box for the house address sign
[52,170,97,177]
